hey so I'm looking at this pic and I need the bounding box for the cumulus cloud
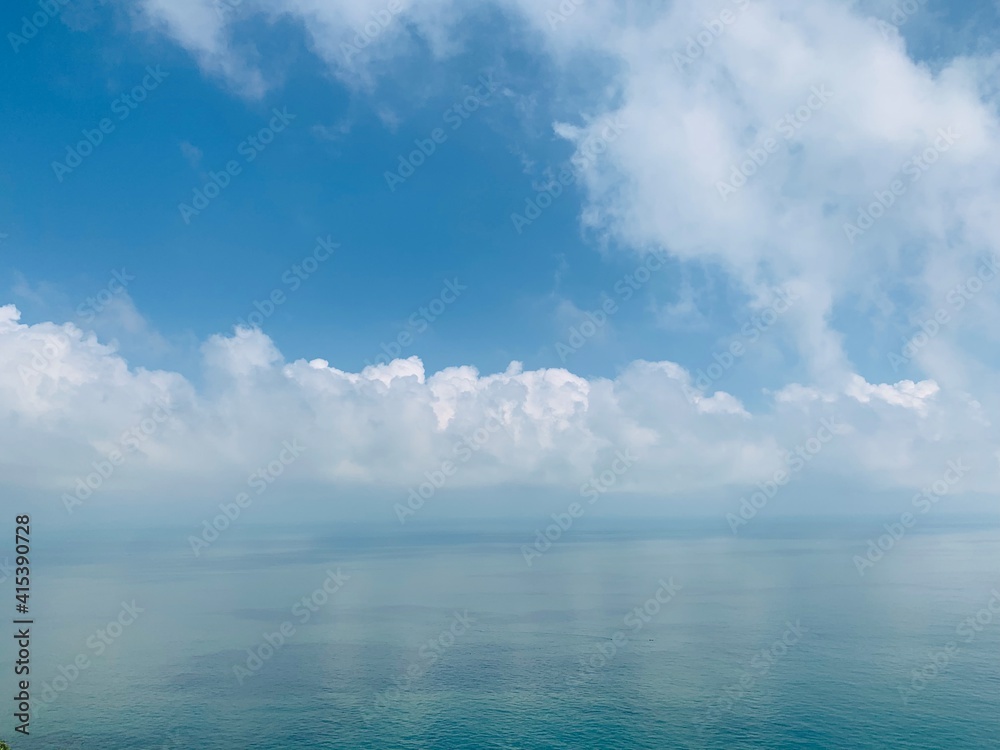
[2,305,996,519]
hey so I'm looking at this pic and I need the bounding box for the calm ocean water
[6,518,1000,749]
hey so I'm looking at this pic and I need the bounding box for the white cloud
[522,0,1000,398]
[844,374,940,413]
[2,305,996,518]
[128,0,269,97]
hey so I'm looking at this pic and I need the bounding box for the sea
[5,517,1000,749]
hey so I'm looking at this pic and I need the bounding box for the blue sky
[2,3,649,378]
[2,0,1000,525]
[2,0,818,394]
[3,0,996,387]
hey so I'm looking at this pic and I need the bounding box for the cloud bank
[3,303,995,519]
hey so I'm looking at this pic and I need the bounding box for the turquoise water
[6,519,1000,748]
